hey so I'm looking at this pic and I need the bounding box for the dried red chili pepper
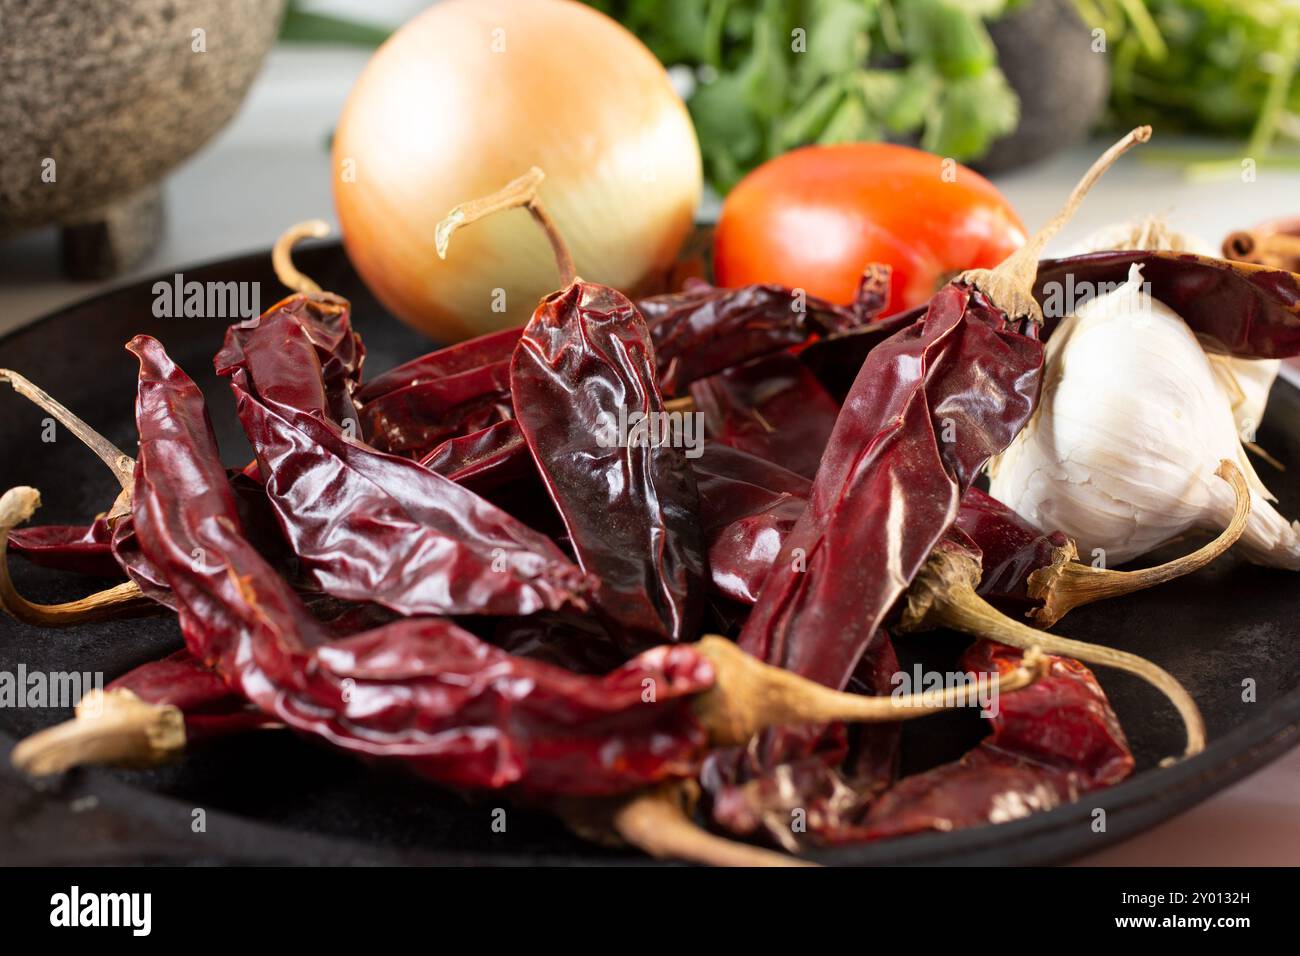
[360,358,513,456]
[798,302,927,402]
[1033,251,1300,357]
[6,518,121,579]
[215,301,595,619]
[898,525,1208,760]
[737,129,1150,691]
[704,128,1151,841]
[955,486,1071,615]
[354,266,889,411]
[133,334,705,794]
[642,265,892,396]
[704,631,904,850]
[850,642,1133,842]
[418,418,531,493]
[510,279,707,649]
[123,335,1036,803]
[356,326,523,404]
[436,169,708,651]
[737,281,1045,688]
[0,370,152,626]
[103,468,299,614]
[111,650,273,742]
[702,453,1250,636]
[352,267,894,462]
[690,353,840,481]
[693,443,811,605]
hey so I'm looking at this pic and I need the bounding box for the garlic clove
[990,264,1300,570]
[1064,217,1281,444]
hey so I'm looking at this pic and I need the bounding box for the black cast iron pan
[1,243,1297,865]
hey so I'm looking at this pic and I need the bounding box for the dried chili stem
[561,781,812,867]
[959,126,1153,323]
[611,783,812,867]
[691,634,1047,746]
[10,688,184,776]
[1028,460,1250,627]
[1245,442,1286,472]
[272,219,330,294]
[0,487,155,626]
[436,167,577,287]
[900,546,1206,760]
[663,395,696,414]
[0,369,134,492]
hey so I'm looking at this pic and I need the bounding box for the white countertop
[1,37,1297,866]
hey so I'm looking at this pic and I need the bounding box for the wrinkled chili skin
[104,469,296,612]
[705,631,902,845]
[956,486,1070,613]
[642,268,890,395]
[800,304,925,402]
[738,283,1044,690]
[511,281,707,652]
[702,282,1042,844]
[694,443,811,605]
[691,353,840,481]
[851,641,1133,842]
[259,292,365,424]
[7,519,121,578]
[108,649,276,743]
[216,307,594,619]
[128,336,717,796]
[418,419,531,493]
[1034,251,1300,357]
[359,360,514,456]
[356,275,886,407]
[355,326,523,404]
[355,274,893,460]
[697,459,1069,615]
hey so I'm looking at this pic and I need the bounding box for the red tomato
[713,143,1026,316]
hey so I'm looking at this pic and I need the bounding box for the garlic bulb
[989,264,1300,569]
[1064,217,1281,436]
[1061,216,1216,258]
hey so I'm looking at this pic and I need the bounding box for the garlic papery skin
[989,264,1300,570]
[1061,217,1218,258]
[1206,351,1282,463]
[1064,217,1281,435]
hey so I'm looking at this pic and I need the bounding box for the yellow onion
[332,0,702,340]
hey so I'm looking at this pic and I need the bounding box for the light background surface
[1,3,1297,865]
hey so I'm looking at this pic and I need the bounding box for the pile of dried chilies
[3,127,1298,866]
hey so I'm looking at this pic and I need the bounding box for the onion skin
[332,0,702,340]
